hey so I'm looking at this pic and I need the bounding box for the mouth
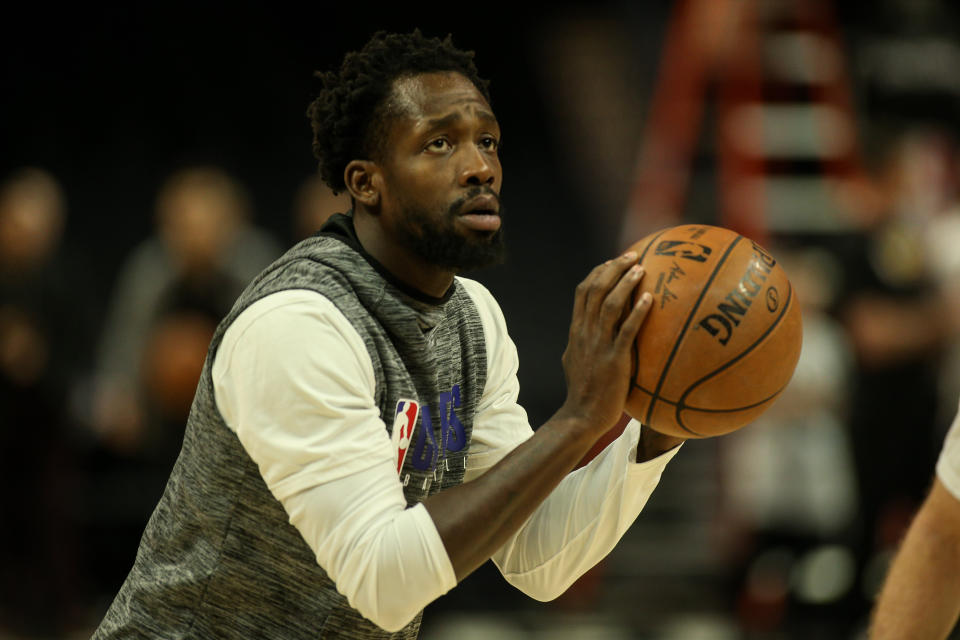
[457,194,501,232]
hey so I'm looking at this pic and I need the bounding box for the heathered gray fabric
[93,214,488,639]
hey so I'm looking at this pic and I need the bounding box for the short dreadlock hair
[307,30,491,194]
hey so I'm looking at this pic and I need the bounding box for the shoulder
[226,289,356,345]
[219,289,368,372]
[214,289,375,399]
[240,237,367,304]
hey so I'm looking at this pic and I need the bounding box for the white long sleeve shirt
[212,278,679,631]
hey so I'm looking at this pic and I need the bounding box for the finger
[571,259,612,327]
[614,291,654,351]
[580,251,639,319]
[570,253,634,331]
[598,264,646,333]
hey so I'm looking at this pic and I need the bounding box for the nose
[459,144,497,188]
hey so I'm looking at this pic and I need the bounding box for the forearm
[492,421,680,600]
[422,411,597,582]
[870,480,960,640]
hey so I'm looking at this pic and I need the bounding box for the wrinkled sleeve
[458,277,680,601]
[212,289,456,632]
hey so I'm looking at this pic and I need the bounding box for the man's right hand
[557,251,653,437]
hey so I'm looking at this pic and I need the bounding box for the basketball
[625,224,803,438]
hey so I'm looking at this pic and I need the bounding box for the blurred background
[3,0,960,638]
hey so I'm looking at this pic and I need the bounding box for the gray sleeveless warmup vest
[93,214,488,639]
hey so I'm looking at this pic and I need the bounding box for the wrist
[547,405,608,449]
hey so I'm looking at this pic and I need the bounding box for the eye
[479,136,499,151]
[426,138,451,152]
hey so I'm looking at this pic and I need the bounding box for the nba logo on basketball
[392,400,419,473]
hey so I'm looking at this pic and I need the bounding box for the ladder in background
[622,0,873,247]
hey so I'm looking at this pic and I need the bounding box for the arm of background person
[869,477,960,640]
[92,240,173,448]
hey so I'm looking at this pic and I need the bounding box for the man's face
[376,72,505,271]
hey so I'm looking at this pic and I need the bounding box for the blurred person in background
[93,166,281,452]
[836,128,956,609]
[908,130,960,429]
[866,127,960,640]
[0,168,94,636]
[87,165,280,601]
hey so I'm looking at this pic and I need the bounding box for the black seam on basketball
[643,233,744,430]
[630,228,671,397]
[660,383,791,439]
[634,377,789,412]
[673,281,795,433]
[679,384,789,413]
[637,230,668,263]
[630,382,657,395]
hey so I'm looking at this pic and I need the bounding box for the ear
[344,160,382,209]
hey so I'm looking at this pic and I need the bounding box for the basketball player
[869,399,960,639]
[92,31,685,638]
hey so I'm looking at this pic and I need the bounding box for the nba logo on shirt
[392,400,420,474]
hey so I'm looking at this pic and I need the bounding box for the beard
[395,188,507,271]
